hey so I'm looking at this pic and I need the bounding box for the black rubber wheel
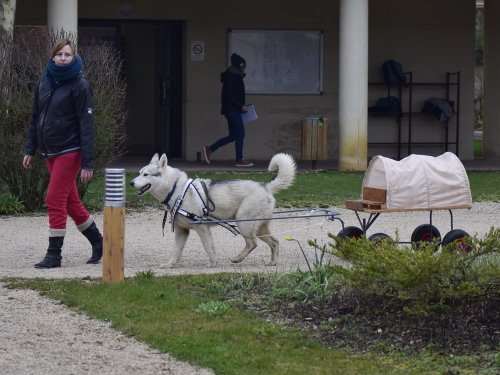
[411,224,441,249]
[442,229,472,253]
[368,232,391,242]
[337,226,364,240]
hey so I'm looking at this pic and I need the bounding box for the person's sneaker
[234,159,254,167]
[203,146,211,164]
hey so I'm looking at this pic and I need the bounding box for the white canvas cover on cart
[361,152,472,210]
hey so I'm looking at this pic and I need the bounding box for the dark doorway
[154,23,183,158]
[79,20,183,159]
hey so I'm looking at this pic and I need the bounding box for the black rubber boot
[34,237,63,269]
[82,222,103,264]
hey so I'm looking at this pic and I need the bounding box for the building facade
[14,0,500,169]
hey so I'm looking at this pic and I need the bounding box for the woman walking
[203,53,253,167]
[23,38,103,268]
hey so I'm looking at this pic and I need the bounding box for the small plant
[195,300,231,317]
[135,270,156,280]
[270,237,338,302]
[286,236,329,274]
[0,190,24,214]
[252,324,280,338]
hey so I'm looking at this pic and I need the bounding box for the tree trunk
[0,0,16,39]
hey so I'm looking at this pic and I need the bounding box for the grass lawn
[80,170,500,212]
[5,274,496,375]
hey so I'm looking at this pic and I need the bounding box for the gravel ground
[1,202,498,374]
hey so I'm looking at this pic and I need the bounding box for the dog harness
[161,178,240,236]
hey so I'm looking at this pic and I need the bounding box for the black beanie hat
[230,53,246,69]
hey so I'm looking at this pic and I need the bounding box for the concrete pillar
[47,0,78,37]
[338,0,369,171]
[483,0,500,159]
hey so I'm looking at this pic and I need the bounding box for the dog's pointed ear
[150,153,159,164]
[158,153,168,169]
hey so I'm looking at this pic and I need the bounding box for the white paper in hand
[241,104,258,124]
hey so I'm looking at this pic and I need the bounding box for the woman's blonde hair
[50,38,77,58]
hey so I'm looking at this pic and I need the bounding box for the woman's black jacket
[220,66,245,115]
[24,73,95,170]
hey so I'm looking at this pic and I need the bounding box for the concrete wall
[15,0,475,160]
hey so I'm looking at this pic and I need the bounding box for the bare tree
[0,0,16,39]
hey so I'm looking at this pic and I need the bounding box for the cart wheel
[368,232,392,243]
[337,226,364,240]
[442,229,472,253]
[411,224,441,249]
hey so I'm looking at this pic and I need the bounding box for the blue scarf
[46,54,83,88]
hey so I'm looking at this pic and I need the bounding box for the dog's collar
[162,179,178,209]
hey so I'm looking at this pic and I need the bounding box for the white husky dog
[130,153,296,268]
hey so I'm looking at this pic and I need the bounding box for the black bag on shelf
[382,60,407,87]
[369,96,402,115]
[422,98,455,125]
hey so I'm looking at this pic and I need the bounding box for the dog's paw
[265,260,277,266]
[160,261,176,268]
[209,259,218,267]
[230,256,243,264]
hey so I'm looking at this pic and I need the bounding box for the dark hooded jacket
[220,66,245,115]
[24,71,95,170]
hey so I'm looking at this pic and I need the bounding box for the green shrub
[324,228,500,319]
[0,33,50,210]
[196,300,231,317]
[0,191,24,214]
[0,32,126,210]
[77,36,127,199]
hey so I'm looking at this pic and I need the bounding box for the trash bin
[301,116,328,166]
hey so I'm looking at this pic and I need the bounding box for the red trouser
[45,152,90,234]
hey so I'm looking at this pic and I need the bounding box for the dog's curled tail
[266,153,296,194]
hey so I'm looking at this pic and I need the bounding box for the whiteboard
[228,29,324,94]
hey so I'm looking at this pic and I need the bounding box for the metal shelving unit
[369,71,461,159]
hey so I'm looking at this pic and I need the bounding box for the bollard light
[102,168,126,283]
[105,168,126,206]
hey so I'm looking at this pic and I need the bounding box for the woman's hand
[22,155,32,169]
[241,104,248,113]
[80,169,94,184]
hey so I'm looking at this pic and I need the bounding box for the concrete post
[338,0,369,170]
[47,0,78,37]
[483,0,500,159]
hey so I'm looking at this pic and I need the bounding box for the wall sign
[191,41,205,61]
